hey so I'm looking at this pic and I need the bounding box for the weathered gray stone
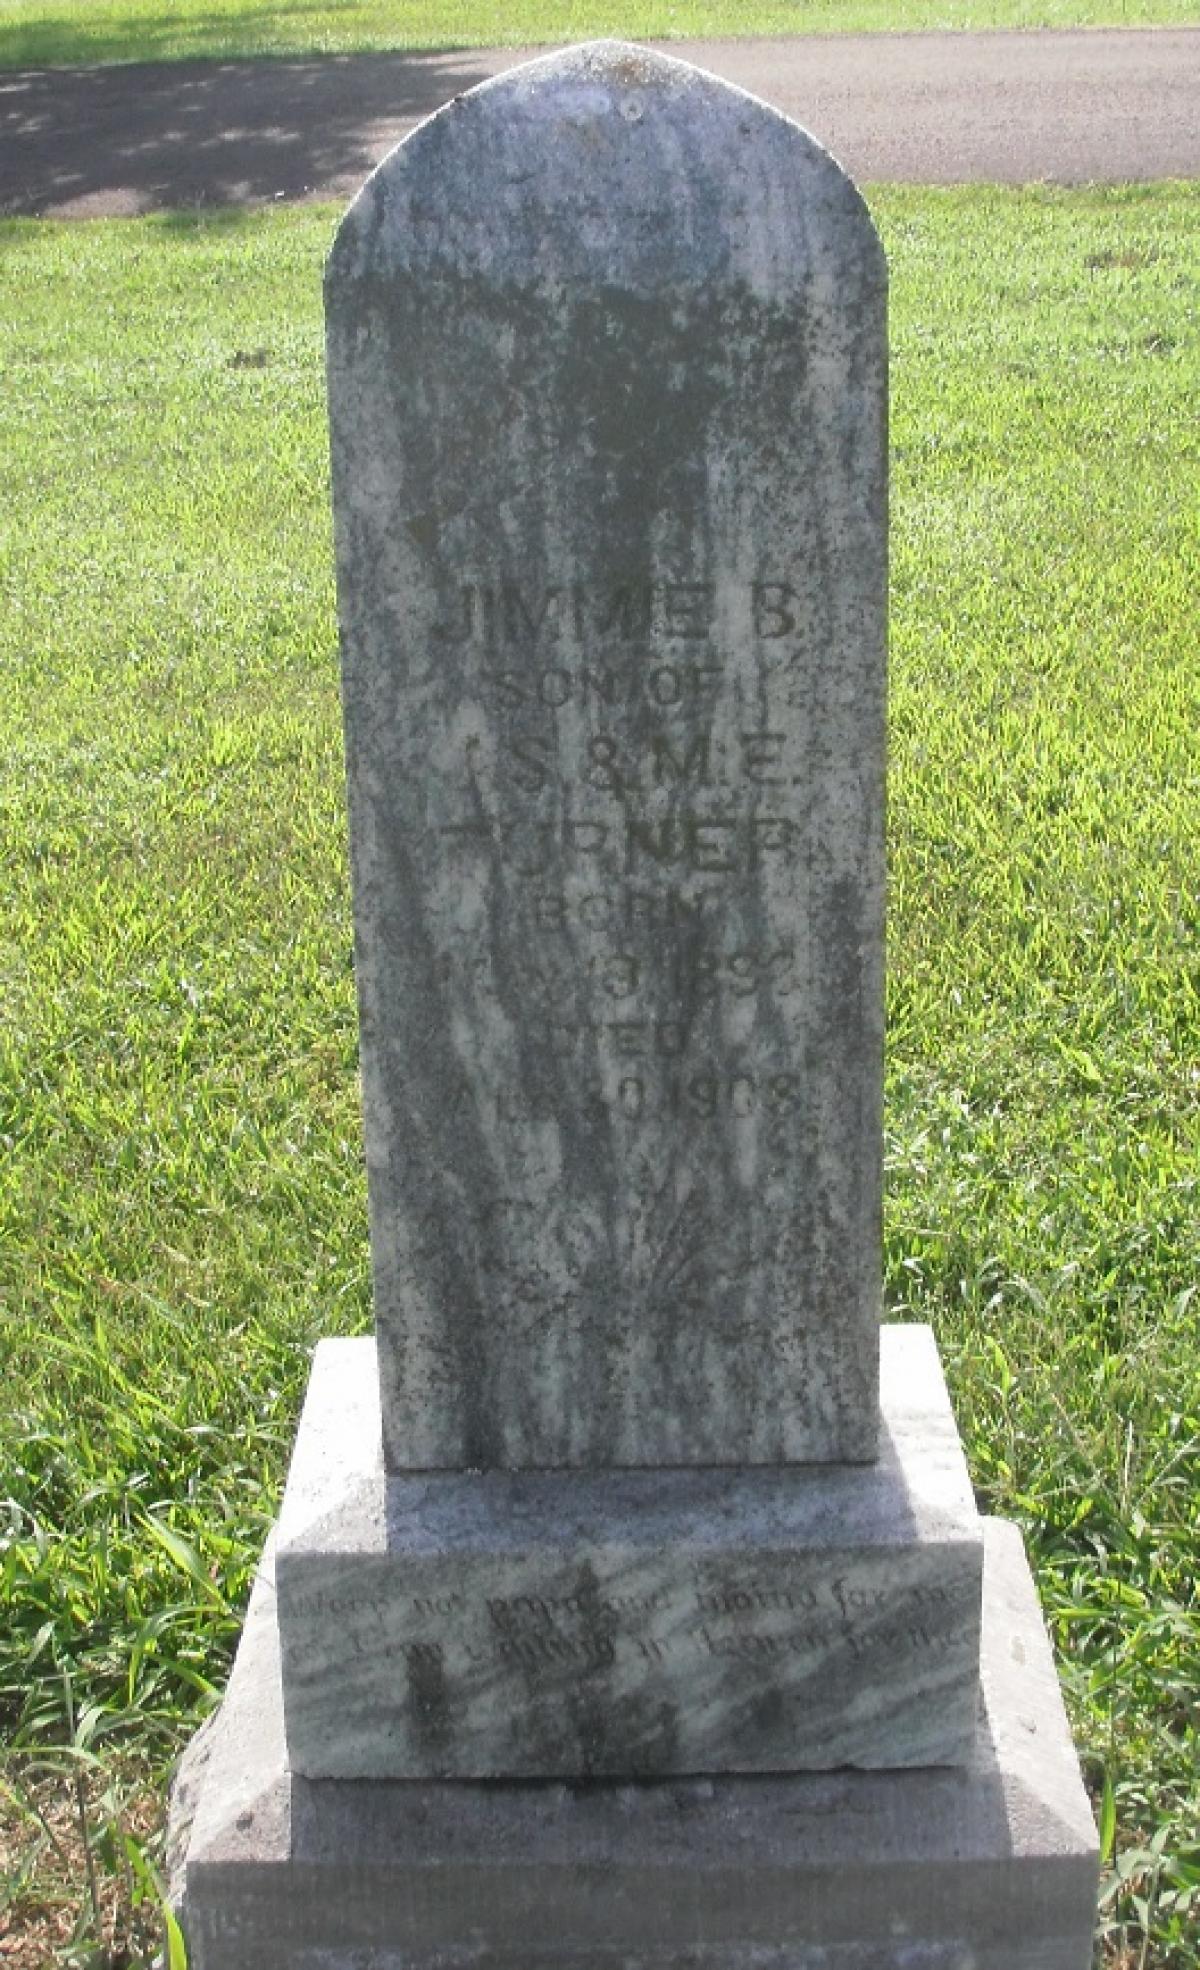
[169,1516,1099,1970]
[326,40,887,1472]
[164,41,1098,1967]
[274,1326,982,1778]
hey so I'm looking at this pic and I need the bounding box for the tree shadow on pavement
[0,47,515,217]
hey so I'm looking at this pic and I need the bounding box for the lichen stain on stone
[407,1644,453,1754]
[605,54,659,88]
[406,512,438,552]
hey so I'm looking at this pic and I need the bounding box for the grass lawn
[0,0,1197,68]
[1,186,1198,1965]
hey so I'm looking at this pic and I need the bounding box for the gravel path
[1,28,1198,217]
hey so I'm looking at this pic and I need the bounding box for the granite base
[273,1327,982,1778]
[168,1517,1097,1970]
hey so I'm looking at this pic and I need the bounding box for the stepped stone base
[272,1327,982,1778]
[168,1517,1097,1970]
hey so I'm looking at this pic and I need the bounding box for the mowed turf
[1,189,1198,1964]
[0,0,1196,67]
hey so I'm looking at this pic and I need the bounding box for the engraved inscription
[425,567,811,1133]
[434,578,801,647]
[285,1567,968,1688]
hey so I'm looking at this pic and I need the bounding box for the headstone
[169,43,1098,1970]
[326,38,887,1473]
[270,39,979,1780]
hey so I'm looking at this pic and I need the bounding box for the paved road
[1,28,1198,217]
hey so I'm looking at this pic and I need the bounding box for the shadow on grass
[0,42,507,215]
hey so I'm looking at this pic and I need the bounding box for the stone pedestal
[274,1328,982,1779]
[169,1516,1098,1970]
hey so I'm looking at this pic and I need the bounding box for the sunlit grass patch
[0,0,1196,69]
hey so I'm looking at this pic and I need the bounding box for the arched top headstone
[326,43,887,1472]
[329,40,882,297]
